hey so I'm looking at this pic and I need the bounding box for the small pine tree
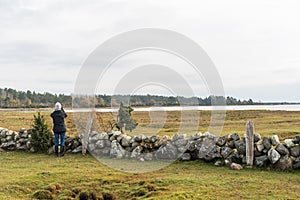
[116,103,138,133]
[30,112,53,152]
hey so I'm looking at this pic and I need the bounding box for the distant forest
[0,87,292,108]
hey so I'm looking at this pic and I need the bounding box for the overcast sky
[0,0,300,102]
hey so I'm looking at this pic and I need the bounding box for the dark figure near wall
[51,102,67,157]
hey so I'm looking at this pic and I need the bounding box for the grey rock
[71,140,80,150]
[150,135,158,143]
[131,146,143,158]
[155,142,178,160]
[294,156,300,163]
[180,153,191,161]
[116,135,124,143]
[214,160,224,166]
[189,132,202,140]
[254,133,261,142]
[203,132,215,139]
[293,162,300,169]
[197,138,221,161]
[0,129,8,138]
[174,139,188,148]
[95,140,106,149]
[72,145,82,153]
[230,162,243,170]
[144,153,153,161]
[88,143,96,152]
[19,128,26,134]
[284,139,295,148]
[1,138,6,143]
[109,135,116,142]
[187,141,197,152]
[268,149,281,164]
[254,148,263,157]
[263,137,272,150]
[17,145,28,151]
[47,146,54,155]
[26,141,31,149]
[292,135,300,144]
[220,146,233,158]
[177,146,187,153]
[235,140,246,155]
[254,155,269,168]
[29,147,35,153]
[290,146,300,157]
[98,132,109,140]
[172,133,180,141]
[229,133,240,141]
[110,140,125,158]
[270,135,280,146]
[6,130,14,136]
[227,140,235,149]
[256,140,265,152]
[121,136,131,147]
[21,131,28,138]
[94,147,110,156]
[113,130,122,137]
[135,135,145,143]
[275,144,289,155]
[0,141,15,150]
[273,155,292,171]
[6,136,12,141]
[131,142,140,149]
[216,136,227,147]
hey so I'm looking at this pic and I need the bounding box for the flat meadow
[1,109,300,199]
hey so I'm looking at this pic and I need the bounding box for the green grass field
[1,109,300,199]
[1,151,300,200]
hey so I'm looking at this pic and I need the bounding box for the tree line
[0,87,257,108]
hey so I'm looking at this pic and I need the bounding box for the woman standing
[51,102,67,157]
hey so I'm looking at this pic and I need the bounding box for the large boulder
[254,133,261,142]
[290,146,300,157]
[284,139,295,148]
[110,140,125,158]
[268,149,281,164]
[292,135,300,144]
[254,155,269,168]
[121,136,131,147]
[95,140,106,149]
[155,142,178,160]
[275,144,289,155]
[273,155,293,171]
[293,162,300,169]
[131,146,143,158]
[197,138,221,161]
[255,140,265,152]
[220,146,233,158]
[0,141,15,150]
[216,136,227,147]
[235,139,246,155]
[270,135,280,146]
[180,153,191,161]
[263,137,272,150]
[173,139,188,148]
[229,133,240,141]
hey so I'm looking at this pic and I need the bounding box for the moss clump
[32,190,53,200]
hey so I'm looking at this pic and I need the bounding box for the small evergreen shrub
[30,112,53,152]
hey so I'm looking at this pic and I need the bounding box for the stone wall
[1,127,300,170]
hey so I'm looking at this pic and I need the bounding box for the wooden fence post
[82,111,94,155]
[245,121,254,166]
